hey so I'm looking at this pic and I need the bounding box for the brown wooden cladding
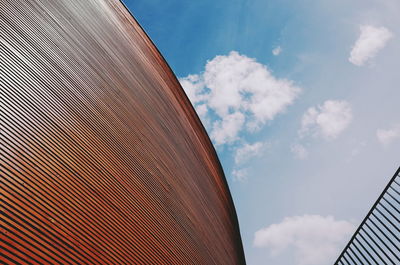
[0,0,246,264]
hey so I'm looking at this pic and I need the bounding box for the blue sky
[123,0,400,264]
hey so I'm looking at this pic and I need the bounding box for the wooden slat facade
[0,1,246,264]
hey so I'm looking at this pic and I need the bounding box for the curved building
[0,0,246,264]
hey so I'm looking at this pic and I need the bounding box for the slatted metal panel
[0,0,246,264]
[334,167,400,265]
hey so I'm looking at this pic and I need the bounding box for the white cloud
[210,112,245,145]
[349,25,393,66]
[180,51,301,145]
[179,74,207,104]
[377,124,400,146]
[254,215,355,265]
[291,143,308,159]
[194,104,208,119]
[235,142,264,164]
[232,168,248,182]
[193,104,210,129]
[300,100,352,139]
[272,46,282,56]
[204,51,300,125]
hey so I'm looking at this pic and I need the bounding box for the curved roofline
[117,0,246,262]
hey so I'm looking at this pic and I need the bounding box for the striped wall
[0,1,246,264]
[334,168,400,265]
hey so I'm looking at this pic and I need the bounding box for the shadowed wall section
[0,0,246,264]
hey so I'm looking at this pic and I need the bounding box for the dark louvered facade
[0,1,246,264]
[335,167,400,265]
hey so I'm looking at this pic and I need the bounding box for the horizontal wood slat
[0,0,246,264]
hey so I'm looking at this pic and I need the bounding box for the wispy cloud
[349,25,393,66]
[254,215,355,265]
[291,143,308,159]
[232,168,249,182]
[272,46,282,56]
[234,142,264,164]
[179,51,301,145]
[377,124,400,146]
[232,142,264,182]
[300,100,353,139]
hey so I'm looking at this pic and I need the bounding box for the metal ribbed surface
[0,0,246,264]
[334,167,400,265]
